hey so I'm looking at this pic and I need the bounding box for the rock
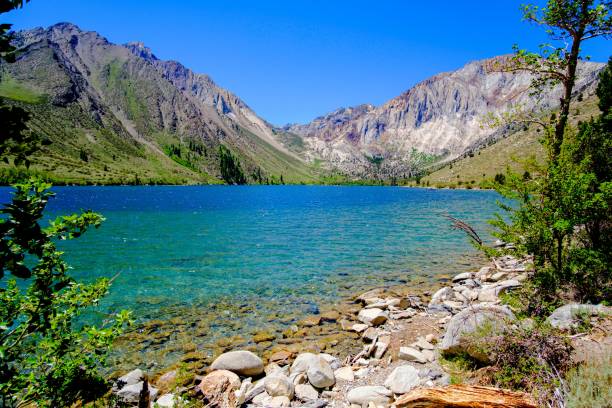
[117,381,159,404]
[114,368,144,391]
[391,309,417,320]
[358,308,388,326]
[340,319,354,331]
[156,393,179,408]
[354,368,371,379]
[357,288,385,303]
[398,347,428,364]
[252,391,270,406]
[384,365,420,394]
[352,323,369,333]
[245,378,266,403]
[210,350,264,376]
[290,372,308,385]
[199,370,241,397]
[295,383,319,401]
[300,315,322,327]
[236,378,252,406]
[478,280,521,302]
[440,304,515,362]
[320,353,341,370]
[430,287,452,306]
[155,370,177,391]
[362,327,378,342]
[265,362,283,376]
[307,356,335,388]
[452,272,472,282]
[414,337,435,350]
[321,310,340,322]
[546,303,611,330]
[489,271,508,282]
[421,349,435,362]
[290,353,317,375]
[334,366,355,382]
[269,395,291,407]
[425,333,436,343]
[269,350,293,366]
[373,340,389,359]
[253,330,276,343]
[265,374,294,398]
[346,386,393,407]
[418,367,445,380]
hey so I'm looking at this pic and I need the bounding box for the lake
[0,185,501,370]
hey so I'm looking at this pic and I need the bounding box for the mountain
[0,23,605,184]
[0,23,315,184]
[283,58,604,179]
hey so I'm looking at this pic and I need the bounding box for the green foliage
[488,8,612,303]
[218,144,246,185]
[564,350,612,408]
[0,178,132,407]
[0,75,46,104]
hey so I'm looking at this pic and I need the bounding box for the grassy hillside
[421,96,601,188]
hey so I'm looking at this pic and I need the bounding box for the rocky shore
[110,252,609,407]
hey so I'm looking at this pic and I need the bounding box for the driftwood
[393,385,537,408]
[444,214,483,246]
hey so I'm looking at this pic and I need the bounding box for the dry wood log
[393,385,537,408]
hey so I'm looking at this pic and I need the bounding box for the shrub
[564,350,612,408]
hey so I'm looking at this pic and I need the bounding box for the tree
[486,1,611,304]
[218,144,246,185]
[0,2,130,406]
[489,0,611,163]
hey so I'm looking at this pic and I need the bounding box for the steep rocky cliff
[284,58,604,178]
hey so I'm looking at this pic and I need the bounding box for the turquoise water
[0,185,501,368]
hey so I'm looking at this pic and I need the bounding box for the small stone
[299,315,322,327]
[269,395,291,407]
[295,383,319,401]
[362,327,378,342]
[358,308,388,326]
[199,370,241,397]
[384,365,420,394]
[373,341,389,359]
[352,323,369,333]
[414,337,435,350]
[354,368,371,379]
[321,310,340,322]
[421,349,435,362]
[490,271,508,282]
[265,362,283,376]
[340,319,355,331]
[320,353,341,370]
[452,272,472,282]
[425,334,436,343]
[334,366,355,382]
[252,391,270,405]
[114,368,144,391]
[265,374,294,398]
[210,350,264,376]
[117,381,159,404]
[290,353,317,375]
[346,386,393,407]
[269,350,293,366]
[155,393,179,408]
[398,347,427,364]
[307,356,335,388]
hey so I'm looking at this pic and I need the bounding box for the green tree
[0,2,131,406]
[218,144,246,184]
[488,1,611,304]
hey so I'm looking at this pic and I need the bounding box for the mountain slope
[0,23,316,184]
[283,58,604,179]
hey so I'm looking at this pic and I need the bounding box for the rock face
[440,304,515,361]
[346,385,393,407]
[547,304,610,330]
[284,58,603,178]
[210,350,264,376]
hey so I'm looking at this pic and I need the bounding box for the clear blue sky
[5,1,611,125]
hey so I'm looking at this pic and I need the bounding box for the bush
[564,350,612,408]
[0,178,131,407]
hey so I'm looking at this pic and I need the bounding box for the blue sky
[5,1,610,125]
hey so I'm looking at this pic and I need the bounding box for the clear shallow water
[0,185,501,367]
